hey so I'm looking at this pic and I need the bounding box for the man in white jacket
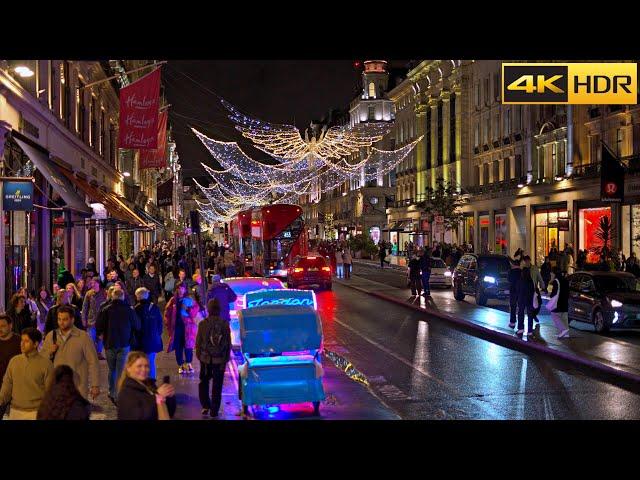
[342,248,353,279]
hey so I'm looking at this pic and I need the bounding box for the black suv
[568,271,640,333]
[453,254,511,306]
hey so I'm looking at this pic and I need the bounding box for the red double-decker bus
[229,209,253,273]
[250,204,308,279]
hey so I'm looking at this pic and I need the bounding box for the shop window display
[579,207,612,264]
[534,208,569,265]
[495,214,507,254]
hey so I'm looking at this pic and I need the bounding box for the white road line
[332,315,459,395]
[517,358,528,419]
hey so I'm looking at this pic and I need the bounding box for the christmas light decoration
[193,98,422,222]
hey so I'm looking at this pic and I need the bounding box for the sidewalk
[336,273,640,389]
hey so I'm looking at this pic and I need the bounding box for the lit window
[368,82,376,98]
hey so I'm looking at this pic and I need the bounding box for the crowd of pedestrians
[0,238,241,421]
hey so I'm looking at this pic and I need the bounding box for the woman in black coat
[117,351,176,420]
[37,365,90,420]
[7,293,35,335]
[548,267,570,339]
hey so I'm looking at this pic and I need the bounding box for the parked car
[567,271,640,333]
[407,257,452,288]
[287,256,332,291]
[453,254,511,306]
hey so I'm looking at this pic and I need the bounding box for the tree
[419,177,466,243]
[592,215,616,262]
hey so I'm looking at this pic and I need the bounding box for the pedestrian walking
[408,254,423,296]
[378,243,387,269]
[508,258,522,329]
[164,281,200,375]
[117,351,176,420]
[133,288,164,380]
[82,279,108,360]
[126,268,145,299]
[205,275,238,323]
[7,293,35,335]
[196,299,231,418]
[142,264,162,304]
[42,305,100,401]
[530,260,545,323]
[36,287,53,333]
[36,364,91,420]
[0,327,52,420]
[224,248,237,277]
[517,255,536,336]
[45,290,83,334]
[335,249,344,278]
[547,266,570,339]
[163,269,176,302]
[419,249,432,296]
[342,247,353,279]
[96,287,141,405]
[0,314,21,419]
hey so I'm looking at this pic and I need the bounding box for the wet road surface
[317,282,640,419]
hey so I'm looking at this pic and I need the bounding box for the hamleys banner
[139,110,168,169]
[118,68,161,149]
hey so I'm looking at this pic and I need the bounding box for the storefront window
[479,215,490,254]
[369,226,381,245]
[495,214,507,254]
[464,216,474,250]
[390,231,398,255]
[534,207,569,265]
[52,212,65,286]
[579,207,612,264]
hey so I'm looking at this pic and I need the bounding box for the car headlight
[610,299,623,308]
[444,271,452,277]
[483,275,496,284]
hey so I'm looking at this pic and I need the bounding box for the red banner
[118,68,161,149]
[139,110,168,169]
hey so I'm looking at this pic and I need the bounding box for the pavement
[346,258,640,386]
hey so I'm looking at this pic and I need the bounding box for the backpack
[204,319,229,360]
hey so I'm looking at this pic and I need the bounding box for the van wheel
[454,285,465,301]
[593,309,610,334]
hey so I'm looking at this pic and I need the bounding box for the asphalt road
[317,282,640,419]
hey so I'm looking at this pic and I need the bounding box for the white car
[406,257,453,288]
[428,257,453,287]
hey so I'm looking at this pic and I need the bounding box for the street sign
[2,180,34,211]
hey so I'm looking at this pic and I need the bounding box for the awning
[58,168,150,229]
[134,206,164,229]
[383,222,401,232]
[14,137,92,216]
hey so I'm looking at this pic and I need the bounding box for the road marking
[517,358,528,419]
[332,314,460,395]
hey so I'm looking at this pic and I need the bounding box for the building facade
[385,60,472,259]
[0,59,166,308]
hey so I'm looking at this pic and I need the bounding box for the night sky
[164,61,366,185]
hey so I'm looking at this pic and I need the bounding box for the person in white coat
[342,248,353,279]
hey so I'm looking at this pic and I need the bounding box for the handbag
[546,279,559,311]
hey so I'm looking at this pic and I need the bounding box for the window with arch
[368,82,376,98]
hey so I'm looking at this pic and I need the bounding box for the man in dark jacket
[0,314,21,419]
[508,258,522,329]
[195,299,231,417]
[142,264,162,304]
[378,244,387,269]
[517,255,536,336]
[45,291,83,335]
[96,287,140,403]
[408,253,423,296]
[205,275,237,323]
[133,287,164,380]
[419,250,432,296]
[126,268,145,299]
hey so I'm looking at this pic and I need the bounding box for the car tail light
[294,267,304,273]
[322,266,331,272]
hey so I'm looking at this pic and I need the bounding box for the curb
[337,281,640,392]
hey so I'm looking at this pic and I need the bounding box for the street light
[14,65,34,78]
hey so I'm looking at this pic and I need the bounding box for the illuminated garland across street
[194,99,422,223]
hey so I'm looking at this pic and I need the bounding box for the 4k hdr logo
[502,63,638,104]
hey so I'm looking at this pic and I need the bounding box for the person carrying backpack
[195,299,231,418]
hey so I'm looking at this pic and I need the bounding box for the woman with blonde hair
[65,283,83,310]
[117,351,176,420]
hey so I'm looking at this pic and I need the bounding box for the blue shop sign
[3,181,34,211]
